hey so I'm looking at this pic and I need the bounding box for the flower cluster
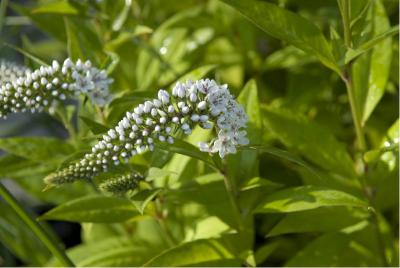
[44,79,248,186]
[0,60,31,84]
[0,58,112,119]
[99,173,143,195]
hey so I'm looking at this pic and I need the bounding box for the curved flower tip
[99,173,143,195]
[0,58,113,119]
[45,78,249,186]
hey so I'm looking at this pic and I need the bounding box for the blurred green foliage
[0,0,398,267]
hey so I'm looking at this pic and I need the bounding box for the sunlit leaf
[221,0,339,73]
[143,239,240,267]
[39,195,140,223]
[255,185,368,213]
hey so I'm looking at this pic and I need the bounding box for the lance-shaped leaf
[221,0,339,73]
[39,195,141,223]
[255,186,368,213]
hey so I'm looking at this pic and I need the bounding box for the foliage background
[0,0,398,267]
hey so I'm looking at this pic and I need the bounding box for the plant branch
[0,183,75,267]
[339,2,388,265]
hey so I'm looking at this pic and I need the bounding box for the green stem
[221,164,244,232]
[0,183,75,267]
[341,0,352,48]
[155,198,178,246]
[56,110,77,141]
[211,157,244,231]
[340,0,366,150]
[339,2,388,265]
[343,70,366,151]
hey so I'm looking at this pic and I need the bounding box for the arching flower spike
[45,79,249,186]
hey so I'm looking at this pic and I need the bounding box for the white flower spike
[0,58,113,119]
[45,79,249,186]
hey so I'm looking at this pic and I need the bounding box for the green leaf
[241,145,321,180]
[221,0,339,73]
[352,0,393,125]
[155,138,216,169]
[229,79,262,183]
[104,26,153,51]
[65,17,85,61]
[0,137,74,163]
[285,233,380,266]
[104,51,120,75]
[145,167,176,182]
[267,207,369,237]
[111,0,132,31]
[3,42,48,66]
[238,79,262,129]
[0,202,51,266]
[143,239,240,267]
[47,236,166,267]
[176,64,216,83]
[0,0,9,34]
[79,116,109,135]
[261,107,356,178]
[263,46,316,70]
[255,185,368,213]
[131,188,162,214]
[31,0,79,15]
[361,0,393,124]
[0,155,44,178]
[254,241,281,265]
[10,3,67,42]
[345,25,399,63]
[39,195,140,223]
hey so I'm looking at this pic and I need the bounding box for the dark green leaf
[0,137,74,163]
[261,107,356,178]
[3,42,48,66]
[155,139,216,169]
[79,116,109,135]
[0,202,51,266]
